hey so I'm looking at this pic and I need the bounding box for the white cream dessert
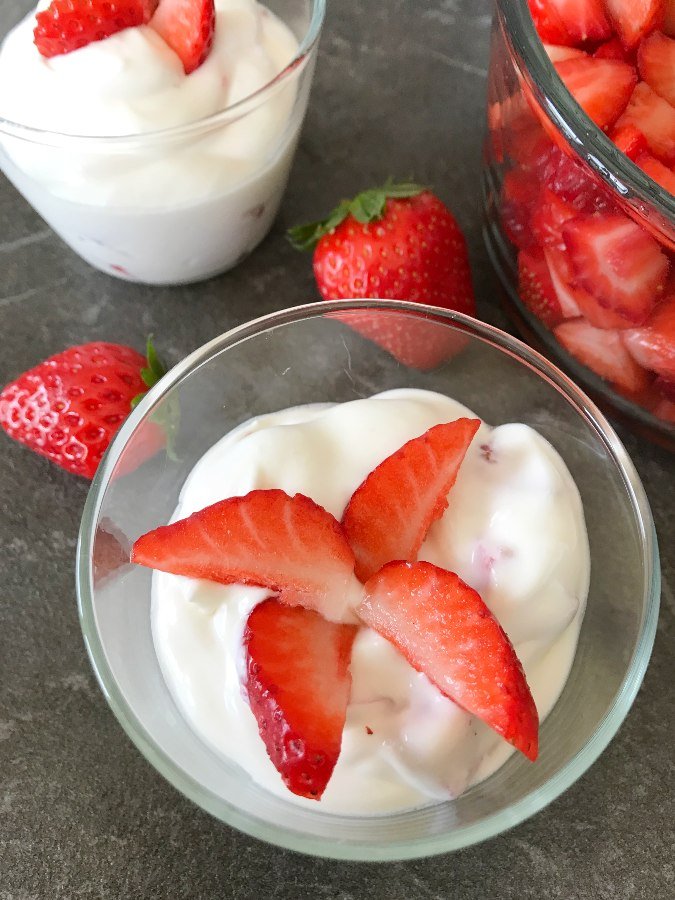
[146,389,590,815]
[0,0,305,283]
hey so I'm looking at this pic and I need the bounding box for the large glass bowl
[483,0,675,450]
[76,300,659,860]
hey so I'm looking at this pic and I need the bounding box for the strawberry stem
[287,179,426,251]
[132,335,168,409]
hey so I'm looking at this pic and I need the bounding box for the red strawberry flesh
[638,31,675,107]
[359,561,539,761]
[518,248,565,327]
[604,0,666,50]
[342,419,480,583]
[555,318,653,393]
[131,489,360,622]
[244,598,357,799]
[624,292,675,379]
[34,0,150,57]
[150,0,216,75]
[615,81,675,165]
[554,58,637,131]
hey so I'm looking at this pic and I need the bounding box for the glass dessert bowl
[483,0,675,450]
[76,301,659,860]
[0,0,324,285]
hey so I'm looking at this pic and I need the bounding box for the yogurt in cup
[0,0,325,284]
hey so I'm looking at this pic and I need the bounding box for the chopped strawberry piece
[604,0,665,50]
[531,189,578,246]
[565,284,636,329]
[636,151,675,193]
[150,0,215,74]
[540,0,612,43]
[359,561,539,761]
[555,319,654,392]
[131,490,360,622]
[535,144,617,212]
[615,81,675,164]
[518,249,565,326]
[611,123,650,160]
[34,0,149,57]
[244,599,357,800]
[593,36,632,61]
[500,169,540,250]
[544,247,584,318]
[562,214,669,323]
[666,0,675,36]
[638,31,675,106]
[624,293,675,379]
[544,43,588,62]
[554,58,637,131]
[342,420,480,583]
[528,0,574,45]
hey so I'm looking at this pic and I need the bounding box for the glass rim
[499,0,675,227]
[76,299,660,860]
[0,0,325,148]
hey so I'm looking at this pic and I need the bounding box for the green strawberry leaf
[287,180,427,251]
[130,338,180,461]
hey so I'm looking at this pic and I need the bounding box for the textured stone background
[1,1,673,897]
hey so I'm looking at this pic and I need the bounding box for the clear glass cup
[483,0,675,451]
[0,0,324,285]
[76,300,659,860]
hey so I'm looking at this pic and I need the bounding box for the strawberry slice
[610,123,650,160]
[34,0,151,57]
[615,81,675,165]
[636,151,675,193]
[537,0,612,43]
[500,169,540,251]
[531,188,578,246]
[593,37,633,61]
[342,419,480,583]
[131,490,360,622]
[555,319,653,392]
[638,31,675,106]
[528,0,574,45]
[624,293,675,379]
[604,0,665,50]
[554,58,637,131]
[544,44,587,62]
[244,599,357,800]
[535,144,617,213]
[358,561,539,761]
[150,0,215,74]
[544,247,584,318]
[666,0,675,37]
[518,249,565,326]
[562,214,669,323]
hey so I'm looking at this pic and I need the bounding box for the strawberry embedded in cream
[143,390,590,813]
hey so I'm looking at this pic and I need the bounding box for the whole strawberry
[289,181,476,369]
[0,339,166,478]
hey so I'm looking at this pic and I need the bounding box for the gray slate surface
[1,1,673,897]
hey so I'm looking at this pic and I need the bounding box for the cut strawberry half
[518,249,565,326]
[562,214,669,323]
[342,419,480,583]
[500,168,540,251]
[359,561,539,761]
[131,489,360,622]
[554,58,637,131]
[615,81,675,165]
[638,31,675,106]
[604,0,665,50]
[244,599,357,800]
[623,293,675,379]
[635,151,675,194]
[150,0,215,74]
[610,123,650,160]
[555,319,653,393]
[34,0,150,57]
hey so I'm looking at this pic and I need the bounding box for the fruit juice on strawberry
[0,0,309,284]
[485,0,675,429]
[140,389,590,814]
